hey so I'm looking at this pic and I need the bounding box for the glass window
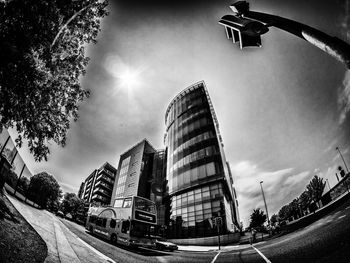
[206,162,216,177]
[212,200,220,208]
[202,190,210,199]
[110,219,116,228]
[195,193,201,201]
[199,165,206,179]
[176,198,181,206]
[195,204,202,211]
[196,214,203,221]
[194,188,201,194]
[203,202,211,209]
[211,189,219,198]
[188,205,195,212]
[191,167,198,182]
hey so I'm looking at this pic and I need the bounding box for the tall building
[110,139,157,206]
[164,81,239,239]
[80,162,117,206]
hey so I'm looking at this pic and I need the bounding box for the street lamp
[336,146,349,173]
[218,1,350,69]
[260,181,270,227]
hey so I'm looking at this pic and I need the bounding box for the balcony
[96,174,114,184]
[99,168,115,179]
[93,187,111,197]
[94,180,113,190]
[91,194,109,203]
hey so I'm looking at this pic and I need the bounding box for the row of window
[115,157,131,196]
[170,145,218,174]
[171,183,223,208]
[173,116,211,142]
[170,199,224,224]
[168,162,218,193]
[175,107,208,131]
[166,86,205,126]
[171,131,215,158]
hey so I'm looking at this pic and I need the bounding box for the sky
[6,0,350,227]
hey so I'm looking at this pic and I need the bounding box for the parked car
[153,237,178,251]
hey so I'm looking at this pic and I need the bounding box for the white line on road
[211,251,221,263]
[338,215,346,219]
[252,245,272,263]
[346,206,350,210]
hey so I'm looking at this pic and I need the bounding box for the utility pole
[260,181,270,227]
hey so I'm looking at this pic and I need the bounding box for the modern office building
[110,140,168,228]
[110,139,157,206]
[164,81,240,239]
[80,162,117,206]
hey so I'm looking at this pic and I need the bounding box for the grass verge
[0,194,47,263]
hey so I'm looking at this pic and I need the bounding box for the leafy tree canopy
[60,192,84,218]
[0,0,109,161]
[306,175,326,203]
[27,172,62,208]
[249,208,267,228]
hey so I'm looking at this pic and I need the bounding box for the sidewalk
[6,194,113,263]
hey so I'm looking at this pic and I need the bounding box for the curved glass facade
[164,81,238,239]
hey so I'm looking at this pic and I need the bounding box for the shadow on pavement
[85,231,172,257]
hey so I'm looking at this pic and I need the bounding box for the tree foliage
[249,208,267,228]
[306,175,326,203]
[270,214,278,226]
[60,192,84,219]
[27,172,62,208]
[0,0,109,161]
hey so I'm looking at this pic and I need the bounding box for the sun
[119,67,141,89]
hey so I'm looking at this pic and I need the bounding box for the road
[61,197,350,263]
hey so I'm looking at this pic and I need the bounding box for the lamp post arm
[243,11,350,68]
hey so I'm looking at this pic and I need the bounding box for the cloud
[338,70,350,125]
[59,181,79,194]
[230,160,311,227]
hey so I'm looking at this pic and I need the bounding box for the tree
[27,172,62,208]
[0,0,109,161]
[60,192,84,219]
[16,176,30,194]
[270,214,278,227]
[278,204,291,222]
[306,175,326,206]
[298,190,311,215]
[249,208,267,229]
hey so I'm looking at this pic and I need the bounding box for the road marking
[252,245,272,263]
[211,251,221,263]
[346,206,350,210]
[338,215,346,219]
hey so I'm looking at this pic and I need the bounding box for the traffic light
[219,14,268,49]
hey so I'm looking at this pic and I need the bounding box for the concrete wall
[168,232,240,246]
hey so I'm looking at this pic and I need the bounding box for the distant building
[164,81,240,239]
[80,162,117,206]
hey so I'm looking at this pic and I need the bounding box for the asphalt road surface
[61,197,350,263]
